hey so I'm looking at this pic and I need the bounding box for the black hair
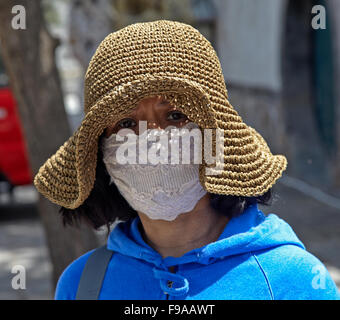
[59,132,274,234]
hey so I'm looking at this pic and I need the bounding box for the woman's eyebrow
[159,101,177,110]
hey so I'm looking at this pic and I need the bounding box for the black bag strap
[75,245,113,300]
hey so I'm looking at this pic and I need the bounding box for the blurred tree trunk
[0,0,98,289]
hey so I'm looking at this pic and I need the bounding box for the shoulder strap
[75,245,113,300]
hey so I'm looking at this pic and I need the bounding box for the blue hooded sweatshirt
[55,203,340,300]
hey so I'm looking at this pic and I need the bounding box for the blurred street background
[0,0,340,299]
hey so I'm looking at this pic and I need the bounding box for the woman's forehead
[138,95,169,104]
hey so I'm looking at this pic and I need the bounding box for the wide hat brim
[34,75,287,209]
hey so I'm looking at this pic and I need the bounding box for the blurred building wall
[215,0,285,91]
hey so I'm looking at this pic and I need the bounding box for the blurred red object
[0,87,32,186]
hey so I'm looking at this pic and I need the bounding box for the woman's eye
[116,118,136,129]
[167,111,188,121]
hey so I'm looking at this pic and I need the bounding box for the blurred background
[0,0,339,299]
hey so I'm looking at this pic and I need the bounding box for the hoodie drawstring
[152,268,189,296]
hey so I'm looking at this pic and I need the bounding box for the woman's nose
[137,120,164,135]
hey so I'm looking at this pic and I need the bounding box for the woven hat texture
[34,19,287,209]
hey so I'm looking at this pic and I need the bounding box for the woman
[34,20,340,300]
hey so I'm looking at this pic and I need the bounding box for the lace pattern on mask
[101,121,207,221]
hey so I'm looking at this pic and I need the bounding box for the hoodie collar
[107,203,305,269]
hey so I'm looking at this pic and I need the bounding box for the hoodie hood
[107,203,305,269]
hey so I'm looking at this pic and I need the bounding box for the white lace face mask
[101,121,207,221]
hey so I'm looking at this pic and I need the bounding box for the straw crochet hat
[34,20,287,209]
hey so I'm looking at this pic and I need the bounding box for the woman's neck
[138,193,229,259]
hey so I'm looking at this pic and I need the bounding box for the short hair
[59,132,274,233]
